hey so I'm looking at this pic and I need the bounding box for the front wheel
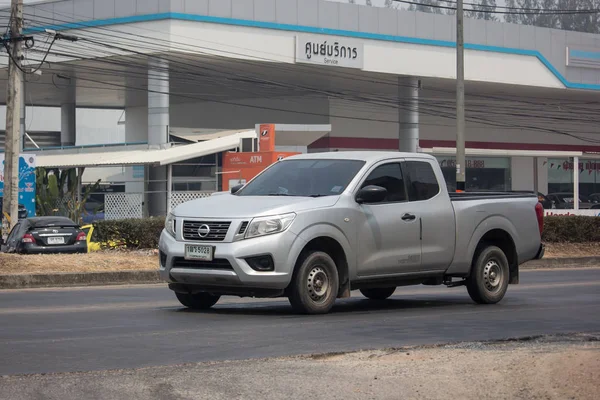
[288,251,339,315]
[360,287,396,300]
[467,245,510,304]
[175,292,220,310]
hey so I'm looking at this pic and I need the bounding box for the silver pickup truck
[159,151,545,314]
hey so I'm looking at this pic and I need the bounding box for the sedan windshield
[236,159,366,197]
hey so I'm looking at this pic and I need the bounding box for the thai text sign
[295,35,364,69]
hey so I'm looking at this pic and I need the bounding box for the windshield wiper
[308,194,329,198]
[267,193,293,196]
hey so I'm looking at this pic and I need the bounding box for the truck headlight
[245,213,296,239]
[165,212,176,238]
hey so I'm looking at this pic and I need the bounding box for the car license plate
[184,245,213,261]
[47,237,65,245]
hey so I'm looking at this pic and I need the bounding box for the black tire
[175,292,220,310]
[360,287,396,300]
[467,245,510,304]
[288,251,339,315]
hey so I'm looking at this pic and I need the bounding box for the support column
[147,58,169,216]
[398,76,420,153]
[573,156,580,211]
[166,164,172,214]
[20,78,25,151]
[533,157,539,194]
[60,77,76,146]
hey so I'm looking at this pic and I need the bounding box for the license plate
[184,245,214,261]
[47,237,65,245]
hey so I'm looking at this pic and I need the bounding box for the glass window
[436,156,511,192]
[404,161,440,201]
[172,181,216,191]
[548,158,600,198]
[237,159,366,197]
[361,163,407,203]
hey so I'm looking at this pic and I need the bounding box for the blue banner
[0,154,37,218]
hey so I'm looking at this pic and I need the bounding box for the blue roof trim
[23,12,600,91]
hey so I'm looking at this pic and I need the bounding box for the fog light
[246,255,274,272]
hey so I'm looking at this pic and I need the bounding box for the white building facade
[1,0,599,217]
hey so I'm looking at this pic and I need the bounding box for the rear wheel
[360,287,396,300]
[467,245,510,304]
[288,251,339,315]
[175,292,220,310]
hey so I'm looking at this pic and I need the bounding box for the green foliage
[35,167,101,224]
[87,215,600,252]
[542,216,600,243]
[92,218,166,249]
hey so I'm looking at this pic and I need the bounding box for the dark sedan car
[0,198,28,219]
[1,216,88,254]
[547,193,600,210]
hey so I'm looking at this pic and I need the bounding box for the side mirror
[231,184,244,194]
[356,185,388,204]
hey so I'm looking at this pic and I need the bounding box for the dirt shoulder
[0,243,598,275]
[0,250,158,275]
[1,333,598,400]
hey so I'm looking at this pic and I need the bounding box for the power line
[439,0,600,13]
[6,10,600,143]
[18,9,600,110]
[394,0,600,15]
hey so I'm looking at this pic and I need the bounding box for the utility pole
[2,0,23,241]
[456,0,466,192]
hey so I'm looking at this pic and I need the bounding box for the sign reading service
[295,35,364,69]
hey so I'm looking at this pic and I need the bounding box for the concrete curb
[0,258,599,290]
[0,271,161,290]
[523,257,600,268]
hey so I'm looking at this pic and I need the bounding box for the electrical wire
[20,9,600,111]
[7,10,600,144]
[394,0,600,15]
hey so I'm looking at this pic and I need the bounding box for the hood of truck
[173,193,340,218]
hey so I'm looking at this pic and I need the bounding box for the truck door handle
[401,213,416,221]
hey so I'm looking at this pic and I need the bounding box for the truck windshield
[236,159,366,197]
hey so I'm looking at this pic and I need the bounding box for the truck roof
[283,151,437,163]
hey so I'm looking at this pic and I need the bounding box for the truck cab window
[361,163,406,202]
[403,161,440,201]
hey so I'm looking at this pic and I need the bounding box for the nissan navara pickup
[159,152,545,314]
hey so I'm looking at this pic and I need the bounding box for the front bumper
[158,229,306,291]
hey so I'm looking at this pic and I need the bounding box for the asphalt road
[0,268,598,376]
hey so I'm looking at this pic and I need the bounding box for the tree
[407,0,446,14]
[36,167,101,224]
[467,0,498,21]
[505,0,600,33]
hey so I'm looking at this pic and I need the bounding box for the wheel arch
[292,225,353,298]
[471,229,519,284]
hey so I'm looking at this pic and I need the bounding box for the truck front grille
[172,258,233,270]
[182,221,231,241]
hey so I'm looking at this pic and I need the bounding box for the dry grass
[544,243,600,258]
[0,250,158,275]
[0,243,598,275]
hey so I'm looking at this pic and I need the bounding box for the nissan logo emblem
[197,224,211,238]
